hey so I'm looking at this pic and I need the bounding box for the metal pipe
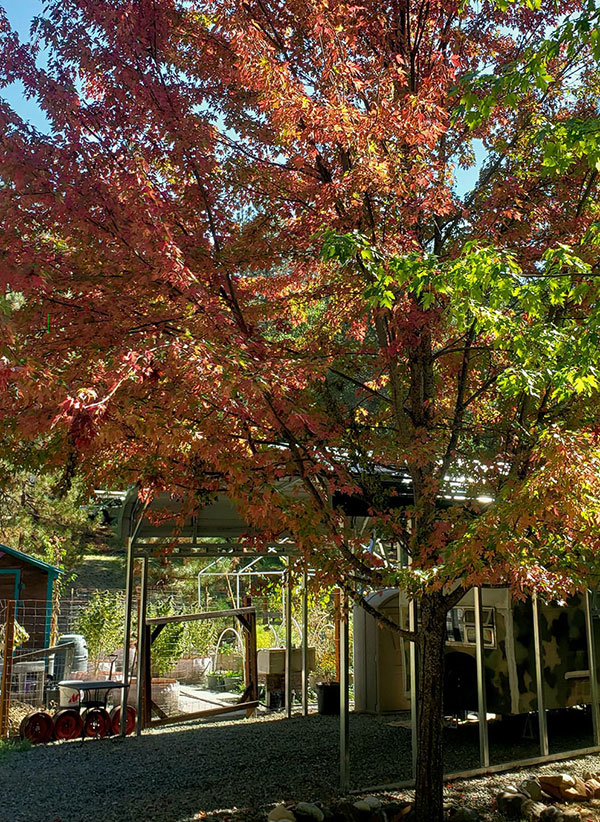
[238,557,262,574]
[474,587,490,767]
[120,536,135,736]
[136,556,148,736]
[585,590,600,746]
[196,570,284,577]
[302,569,309,716]
[409,598,418,778]
[340,589,350,791]
[532,593,549,756]
[197,559,220,606]
[285,564,293,718]
[334,589,341,682]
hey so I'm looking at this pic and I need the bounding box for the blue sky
[1,0,48,129]
[3,0,41,37]
[1,0,482,193]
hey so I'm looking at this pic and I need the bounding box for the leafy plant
[180,617,220,658]
[314,648,337,685]
[145,598,186,678]
[0,739,31,761]
[73,591,123,674]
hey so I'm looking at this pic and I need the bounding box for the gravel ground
[1,708,599,822]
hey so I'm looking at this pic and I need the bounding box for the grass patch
[71,553,125,591]
[0,738,31,761]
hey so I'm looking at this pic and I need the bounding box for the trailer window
[445,606,496,648]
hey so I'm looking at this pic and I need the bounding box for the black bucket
[316,681,340,715]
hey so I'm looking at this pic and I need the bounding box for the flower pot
[207,674,222,690]
[316,681,340,715]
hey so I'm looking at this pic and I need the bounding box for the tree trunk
[413,591,448,822]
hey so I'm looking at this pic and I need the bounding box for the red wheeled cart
[20,680,136,744]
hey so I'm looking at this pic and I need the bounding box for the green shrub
[73,591,124,673]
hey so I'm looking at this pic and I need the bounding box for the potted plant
[222,670,243,691]
[314,651,339,715]
[206,672,224,690]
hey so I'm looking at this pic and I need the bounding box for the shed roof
[0,544,63,576]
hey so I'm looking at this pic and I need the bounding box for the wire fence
[0,588,336,738]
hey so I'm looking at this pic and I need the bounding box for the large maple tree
[2,0,600,817]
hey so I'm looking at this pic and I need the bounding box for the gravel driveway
[0,708,597,822]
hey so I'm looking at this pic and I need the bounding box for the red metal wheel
[109,705,137,735]
[53,708,83,740]
[82,707,111,738]
[20,711,54,744]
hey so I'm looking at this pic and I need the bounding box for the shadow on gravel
[0,709,595,822]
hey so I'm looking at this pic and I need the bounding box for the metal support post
[474,587,490,767]
[409,598,418,778]
[585,590,600,746]
[532,593,549,756]
[334,589,341,681]
[143,624,152,726]
[302,570,309,716]
[340,589,350,791]
[120,536,135,736]
[285,565,293,718]
[136,556,148,736]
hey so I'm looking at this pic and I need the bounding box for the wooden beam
[150,699,168,720]
[11,641,76,661]
[147,700,260,728]
[150,624,166,644]
[236,614,250,632]
[243,595,258,702]
[0,601,16,739]
[146,607,255,627]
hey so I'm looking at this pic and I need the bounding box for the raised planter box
[257,648,315,675]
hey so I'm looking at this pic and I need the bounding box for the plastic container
[53,634,88,681]
[13,661,45,707]
[316,681,340,715]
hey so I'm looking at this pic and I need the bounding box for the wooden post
[0,601,16,739]
[334,589,341,682]
[242,595,258,702]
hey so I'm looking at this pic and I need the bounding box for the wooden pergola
[113,486,354,781]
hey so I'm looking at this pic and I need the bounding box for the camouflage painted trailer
[353,588,600,715]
